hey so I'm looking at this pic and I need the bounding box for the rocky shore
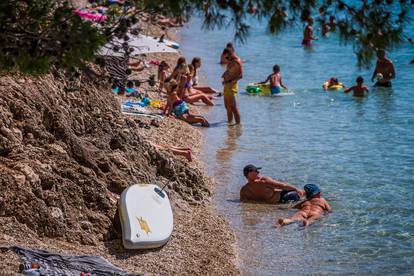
[0,24,239,275]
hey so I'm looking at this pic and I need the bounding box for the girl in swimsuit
[164,81,209,127]
[177,65,214,106]
[191,57,218,94]
[167,57,187,82]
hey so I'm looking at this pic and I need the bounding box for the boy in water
[277,184,332,227]
[258,64,288,94]
[302,17,318,47]
[344,76,369,97]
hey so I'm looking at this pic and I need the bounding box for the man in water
[371,49,396,87]
[222,49,242,125]
[302,17,318,47]
[240,165,304,204]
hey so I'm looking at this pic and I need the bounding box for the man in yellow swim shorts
[222,49,243,125]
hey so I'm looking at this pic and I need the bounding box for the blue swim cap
[304,184,321,199]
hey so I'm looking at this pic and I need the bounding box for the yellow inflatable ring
[324,82,345,90]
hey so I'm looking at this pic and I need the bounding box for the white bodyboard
[119,184,173,249]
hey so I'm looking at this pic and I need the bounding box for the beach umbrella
[98,34,179,57]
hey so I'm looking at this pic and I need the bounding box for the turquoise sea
[181,11,414,276]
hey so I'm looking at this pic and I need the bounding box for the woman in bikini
[167,57,187,82]
[191,57,218,94]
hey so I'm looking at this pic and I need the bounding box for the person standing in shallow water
[371,49,396,87]
[222,48,243,125]
[302,17,318,47]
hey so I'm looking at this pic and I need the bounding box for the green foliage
[0,0,106,74]
[0,0,412,74]
[142,0,412,67]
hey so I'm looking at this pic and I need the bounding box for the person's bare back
[277,184,332,227]
[270,73,281,87]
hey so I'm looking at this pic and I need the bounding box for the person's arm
[261,176,303,195]
[280,77,288,90]
[257,74,271,84]
[240,186,249,202]
[389,62,396,80]
[371,62,378,82]
[309,26,318,40]
[344,86,353,94]
[322,81,329,91]
[224,62,243,84]
[324,199,333,213]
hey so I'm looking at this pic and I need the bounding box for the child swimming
[258,64,288,94]
[277,184,332,227]
[344,76,369,97]
[322,77,345,90]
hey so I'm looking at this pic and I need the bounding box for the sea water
[180,12,414,276]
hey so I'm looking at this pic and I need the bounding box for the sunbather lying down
[277,184,332,227]
[151,142,193,162]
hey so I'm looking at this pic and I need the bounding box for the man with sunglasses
[240,164,305,204]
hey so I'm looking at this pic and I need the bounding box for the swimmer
[371,49,396,87]
[258,64,288,94]
[344,76,369,97]
[322,77,345,90]
[302,17,318,47]
[277,184,332,227]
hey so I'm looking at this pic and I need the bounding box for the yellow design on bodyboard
[137,217,151,235]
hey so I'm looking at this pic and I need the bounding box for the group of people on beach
[155,42,244,127]
[117,16,398,228]
[158,56,213,127]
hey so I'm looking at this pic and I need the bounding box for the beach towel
[121,101,164,119]
[2,246,141,276]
